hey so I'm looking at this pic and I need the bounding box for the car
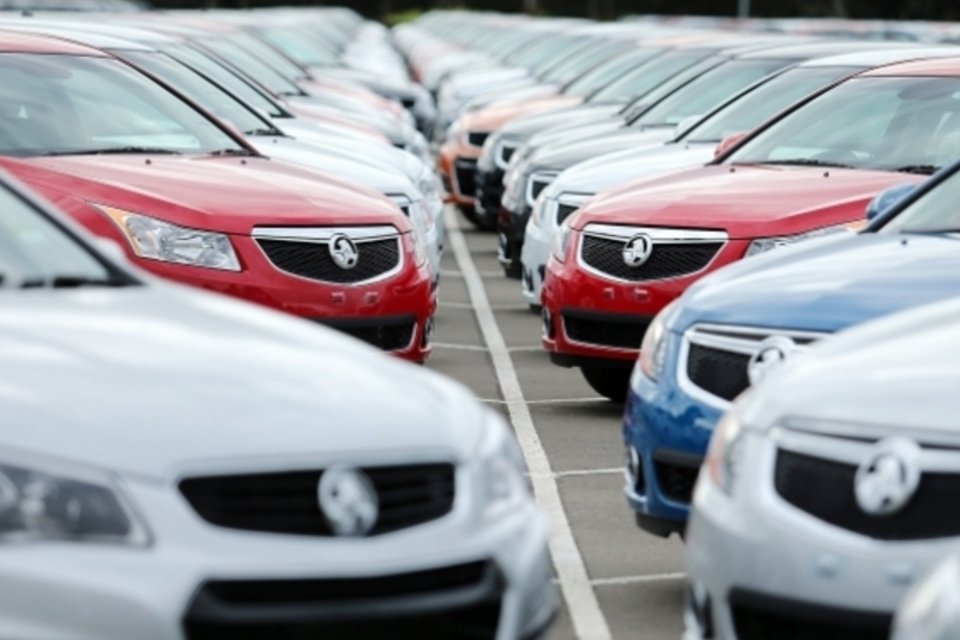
[541,55,960,398]
[892,551,960,640]
[519,46,955,308]
[0,31,435,362]
[685,295,960,640]
[0,165,556,640]
[497,40,908,278]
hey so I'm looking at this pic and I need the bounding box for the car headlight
[390,194,434,234]
[530,195,552,228]
[478,410,530,519]
[704,411,745,496]
[638,299,680,382]
[96,205,240,271]
[417,177,442,230]
[408,230,427,268]
[0,453,149,545]
[892,555,960,640]
[444,119,463,146]
[552,220,574,263]
[744,223,856,258]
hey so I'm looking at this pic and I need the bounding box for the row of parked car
[407,11,960,640]
[0,7,561,640]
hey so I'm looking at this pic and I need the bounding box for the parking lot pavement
[428,207,687,640]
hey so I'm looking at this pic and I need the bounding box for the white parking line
[553,468,623,478]
[525,397,609,405]
[433,342,489,352]
[446,208,613,640]
[591,573,686,587]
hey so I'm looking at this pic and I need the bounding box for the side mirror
[674,114,703,139]
[714,131,748,158]
[865,183,917,221]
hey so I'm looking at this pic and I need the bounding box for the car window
[637,58,799,127]
[882,168,960,233]
[571,47,662,98]
[725,76,960,173]
[0,187,111,286]
[200,39,303,97]
[0,54,242,157]
[590,49,714,105]
[686,65,860,143]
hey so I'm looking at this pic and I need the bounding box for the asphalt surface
[428,206,687,640]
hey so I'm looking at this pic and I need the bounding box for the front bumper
[0,479,557,640]
[685,446,958,640]
[128,235,436,363]
[438,142,480,208]
[622,360,722,536]
[541,238,749,364]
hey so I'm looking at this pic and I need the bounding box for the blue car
[623,164,960,538]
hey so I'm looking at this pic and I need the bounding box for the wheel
[528,303,542,315]
[581,365,632,402]
[502,258,522,279]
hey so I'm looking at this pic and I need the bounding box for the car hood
[0,155,409,235]
[743,296,960,438]
[465,83,566,112]
[250,135,414,197]
[525,119,625,154]
[461,94,582,134]
[499,103,623,139]
[526,127,676,174]
[546,141,713,196]
[677,232,960,334]
[574,164,926,238]
[0,287,483,481]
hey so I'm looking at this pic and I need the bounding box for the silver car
[685,297,960,639]
[892,550,960,640]
[0,173,556,639]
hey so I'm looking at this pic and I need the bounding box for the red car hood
[462,94,583,132]
[0,155,409,235]
[575,164,926,238]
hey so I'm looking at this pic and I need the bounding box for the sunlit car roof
[0,29,107,54]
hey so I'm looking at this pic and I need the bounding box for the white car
[0,173,556,640]
[685,296,960,639]
[892,551,960,640]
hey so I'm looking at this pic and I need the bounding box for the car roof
[0,23,155,51]
[0,29,107,55]
[862,56,960,76]
[737,40,918,60]
[0,18,179,45]
[799,46,960,68]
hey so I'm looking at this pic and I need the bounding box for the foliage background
[148,0,960,23]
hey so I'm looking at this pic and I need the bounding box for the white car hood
[0,287,482,481]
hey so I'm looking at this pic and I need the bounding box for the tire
[458,204,479,226]
[528,303,542,315]
[502,258,522,279]
[473,208,498,231]
[581,365,632,402]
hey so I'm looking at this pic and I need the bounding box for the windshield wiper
[208,148,258,157]
[890,164,939,175]
[15,275,129,289]
[761,158,854,169]
[41,146,182,157]
[244,128,285,137]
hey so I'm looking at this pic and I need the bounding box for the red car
[0,32,435,362]
[540,56,960,398]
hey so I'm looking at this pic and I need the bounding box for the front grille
[476,168,505,213]
[257,238,399,284]
[731,591,891,640]
[654,460,699,504]
[556,203,579,225]
[686,344,751,402]
[775,449,960,540]
[318,316,416,351]
[184,562,502,640]
[580,235,721,282]
[529,178,549,203]
[454,159,477,198]
[467,131,489,147]
[562,311,651,349]
[498,144,515,165]
[179,463,455,537]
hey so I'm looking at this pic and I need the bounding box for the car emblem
[622,233,653,267]
[317,466,379,537]
[854,437,922,516]
[746,336,798,385]
[328,233,359,270]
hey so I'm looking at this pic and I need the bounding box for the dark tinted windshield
[0,54,242,157]
[726,76,960,174]
[686,65,859,143]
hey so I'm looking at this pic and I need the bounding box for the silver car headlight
[0,453,149,545]
[703,411,746,496]
[744,224,856,258]
[97,205,240,271]
[892,554,960,640]
[417,175,442,228]
[479,411,530,519]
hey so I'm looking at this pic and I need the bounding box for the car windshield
[542,40,623,85]
[634,57,798,127]
[589,49,715,105]
[571,47,662,99]
[0,53,243,157]
[0,187,122,288]
[121,50,272,135]
[726,76,960,174]
[162,42,286,118]
[200,38,304,97]
[881,169,960,233]
[252,28,337,69]
[686,65,860,143]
